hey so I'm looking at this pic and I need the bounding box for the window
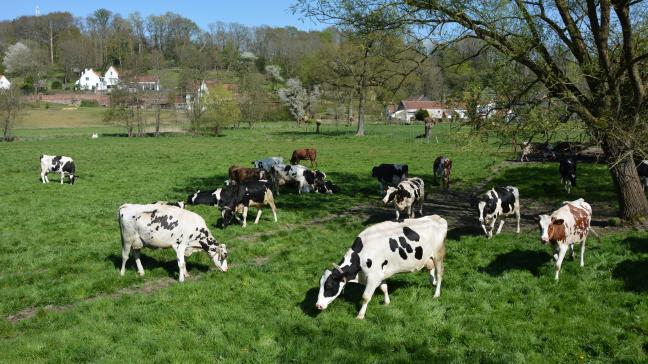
[85,77,89,81]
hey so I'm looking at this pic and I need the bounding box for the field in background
[0,123,646,362]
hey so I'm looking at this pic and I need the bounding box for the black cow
[314,179,340,194]
[215,180,278,228]
[637,160,648,191]
[371,164,408,193]
[186,190,218,205]
[559,157,577,193]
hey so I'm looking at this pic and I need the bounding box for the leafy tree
[201,84,241,135]
[299,0,648,221]
[278,78,320,125]
[240,72,269,128]
[103,88,143,137]
[414,109,429,121]
[0,85,22,141]
[3,41,48,95]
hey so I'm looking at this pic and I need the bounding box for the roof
[133,75,159,83]
[400,100,448,110]
[106,66,119,75]
[201,80,238,92]
[405,95,430,101]
[84,69,102,78]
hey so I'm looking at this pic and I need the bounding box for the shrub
[80,100,100,107]
[51,81,62,90]
[414,108,429,121]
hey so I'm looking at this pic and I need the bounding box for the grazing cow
[520,141,555,162]
[477,186,521,238]
[228,165,268,185]
[271,164,324,194]
[315,215,447,319]
[637,160,648,191]
[537,199,593,280]
[40,154,76,184]
[371,164,409,193]
[186,189,218,205]
[559,157,577,193]
[433,156,452,189]
[152,200,185,209]
[118,204,228,282]
[290,148,317,167]
[382,177,425,221]
[214,180,278,228]
[251,157,284,172]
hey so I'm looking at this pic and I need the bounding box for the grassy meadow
[0,120,646,362]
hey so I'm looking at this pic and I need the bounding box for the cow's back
[357,215,447,278]
[552,199,591,244]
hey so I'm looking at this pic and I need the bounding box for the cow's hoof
[355,315,365,320]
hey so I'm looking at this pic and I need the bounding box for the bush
[51,81,62,90]
[80,100,100,107]
[414,108,429,121]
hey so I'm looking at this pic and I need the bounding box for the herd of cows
[38,149,648,319]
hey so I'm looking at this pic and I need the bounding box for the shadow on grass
[479,249,552,277]
[271,129,356,138]
[106,253,210,278]
[613,259,648,293]
[621,236,648,254]
[298,279,413,318]
[490,163,613,202]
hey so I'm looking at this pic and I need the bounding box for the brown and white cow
[537,198,592,281]
[228,165,268,185]
[290,148,317,167]
[433,156,452,189]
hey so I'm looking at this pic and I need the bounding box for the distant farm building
[75,66,120,91]
[391,97,467,122]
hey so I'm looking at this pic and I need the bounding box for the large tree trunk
[603,138,648,221]
[356,89,366,136]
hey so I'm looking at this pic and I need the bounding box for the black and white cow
[477,186,521,238]
[186,189,218,205]
[559,157,577,193]
[152,200,185,209]
[214,180,278,228]
[316,215,447,319]
[371,164,408,193]
[314,179,340,194]
[271,164,325,194]
[40,154,76,184]
[251,157,284,172]
[118,204,228,282]
[382,177,425,221]
[637,160,648,191]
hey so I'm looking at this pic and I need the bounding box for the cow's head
[315,263,348,311]
[537,215,565,244]
[382,186,398,204]
[69,174,77,184]
[208,243,228,272]
[371,166,378,177]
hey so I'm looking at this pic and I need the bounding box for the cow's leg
[579,240,586,267]
[495,218,505,235]
[132,249,145,277]
[427,259,437,285]
[480,223,488,236]
[418,199,424,216]
[515,205,521,234]
[60,171,65,184]
[432,256,444,298]
[570,244,576,260]
[120,242,132,276]
[176,251,187,283]
[269,201,278,222]
[356,278,381,320]
[379,282,390,305]
[254,209,262,224]
[395,209,400,221]
[242,206,248,227]
[554,244,568,281]
[408,205,413,218]
[41,171,47,183]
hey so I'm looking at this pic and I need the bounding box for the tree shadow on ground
[621,236,648,254]
[271,129,356,138]
[298,279,413,318]
[106,253,210,278]
[479,249,552,277]
[612,259,648,293]
[101,132,186,138]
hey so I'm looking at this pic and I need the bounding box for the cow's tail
[589,226,602,243]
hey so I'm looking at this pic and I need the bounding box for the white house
[104,66,119,88]
[391,100,453,121]
[0,75,10,90]
[132,75,160,91]
[75,69,107,91]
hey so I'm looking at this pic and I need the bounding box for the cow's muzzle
[315,303,327,311]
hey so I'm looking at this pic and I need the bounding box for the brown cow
[290,148,317,167]
[433,156,452,189]
[537,199,593,281]
[228,165,268,185]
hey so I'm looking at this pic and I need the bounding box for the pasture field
[0,123,646,362]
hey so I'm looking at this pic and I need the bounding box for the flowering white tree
[278,78,320,125]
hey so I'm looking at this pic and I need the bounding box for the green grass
[0,123,646,362]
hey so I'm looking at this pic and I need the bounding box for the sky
[0,0,326,31]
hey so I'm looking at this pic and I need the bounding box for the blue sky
[1,0,325,30]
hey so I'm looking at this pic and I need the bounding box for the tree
[278,78,320,125]
[3,41,48,94]
[298,0,648,220]
[201,84,241,136]
[104,87,143,137]
[240,72,269,128]
[0,86,22,141]
[414,108,429,121]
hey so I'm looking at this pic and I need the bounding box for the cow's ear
[553,219,565,225]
